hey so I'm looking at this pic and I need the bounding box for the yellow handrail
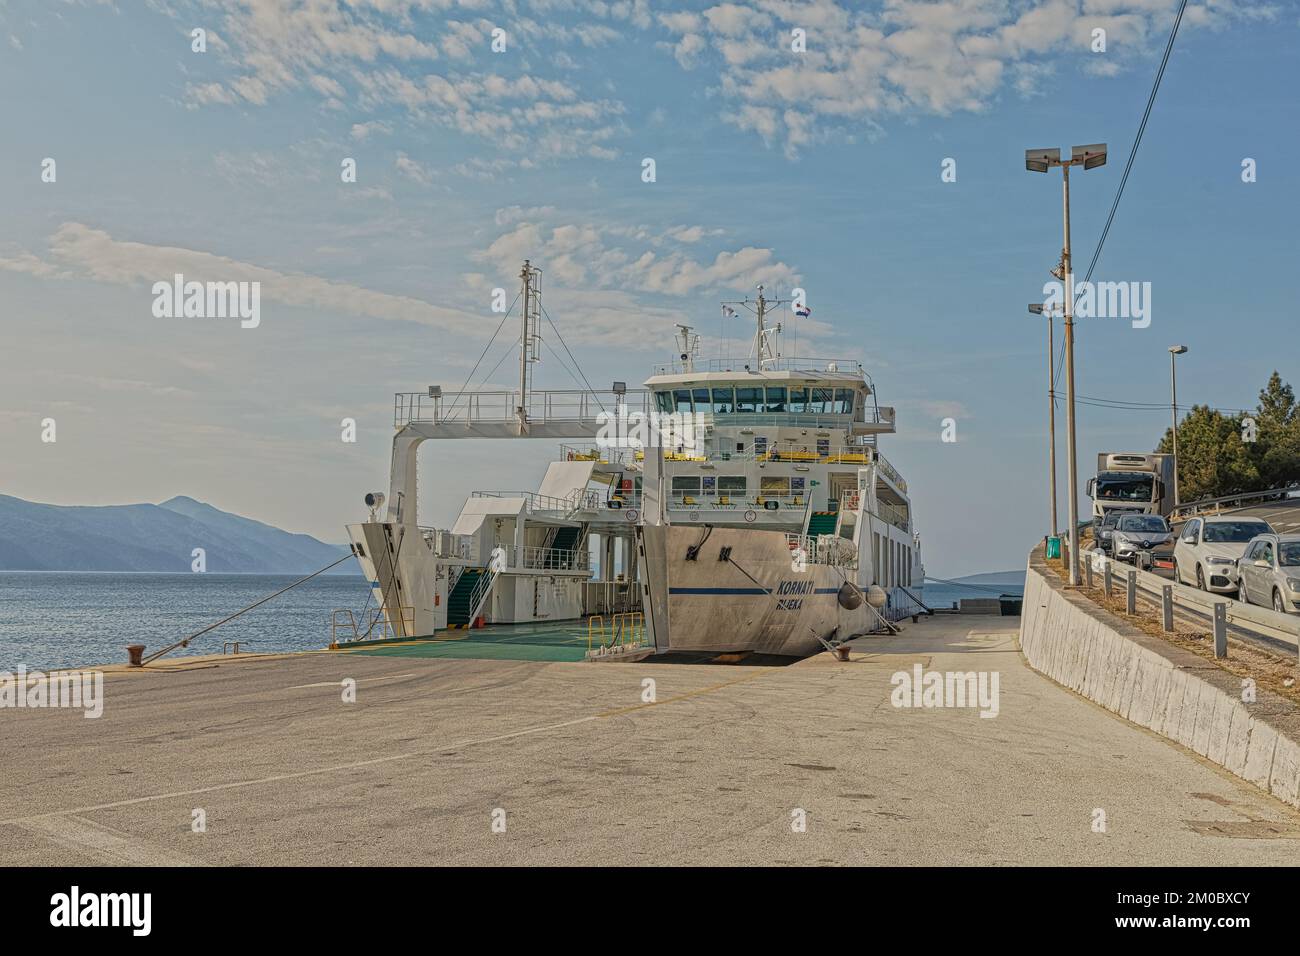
[586,615,606,651]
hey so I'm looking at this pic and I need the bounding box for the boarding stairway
[806,511,838,542]
[448,566,499,628]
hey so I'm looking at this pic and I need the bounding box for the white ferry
[343,261,924,659]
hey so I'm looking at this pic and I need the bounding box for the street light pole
[1048,314,1058,538]
[1169,345,1188,507]
[1026,144,1107,587]
[1029,302,1060,538]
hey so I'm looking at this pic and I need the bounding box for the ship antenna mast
[674,324,700,372]
[517,259,542,433]
[722,285,788,370]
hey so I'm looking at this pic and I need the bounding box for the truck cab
[1087,452,1176,520]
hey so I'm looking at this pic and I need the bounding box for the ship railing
[418,526,473,559]
[733,442,874,464]
[652,357,866,376]
[395,388,652,428]
[559,443,643,466]
[586,611,648,654]
[600,495,643,512]
[505,546,592,572]
[584,580,640,616]
[783,533,856,568]
[471,489,596,514]
[668,492,808,511]
[873,452,906,492]
[331,604,415,645]
[872,500,910,533]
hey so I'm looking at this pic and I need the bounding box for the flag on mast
[794,302,811,317]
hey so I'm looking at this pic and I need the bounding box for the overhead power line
[1051,0,1190,392]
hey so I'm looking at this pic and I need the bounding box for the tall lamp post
[1029,303,1060,537]
[1025,143,1107,586]
[1168,345,1188,508]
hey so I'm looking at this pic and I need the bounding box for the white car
[1173,515,1274,594]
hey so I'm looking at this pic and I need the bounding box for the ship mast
[723,285,788,370]
[517,260,542,434]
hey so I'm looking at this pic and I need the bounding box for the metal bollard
[1085,559,1094,589]
[1104,562,1113,598]
[1126,569,1137,615]
[1162,585,1174,632]
[1213,603,1228,659]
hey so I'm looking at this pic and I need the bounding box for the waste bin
[1046,536,1061,559]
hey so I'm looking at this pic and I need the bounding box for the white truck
[1087,452,1176,520]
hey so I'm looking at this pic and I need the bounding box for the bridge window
[736,387,762,413]
[788,387,808,413]
[693,388,711,413]
[835,388,855,414]
[655,391,672,413]
[718,475,747,494]
[673,389,693,413]
[808,387,834,414]
[764,386,787,412]
[711,387,734,413]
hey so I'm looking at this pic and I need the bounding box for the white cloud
[395,151,435,185]
[4,223,482,335]
[654,0,1271,156]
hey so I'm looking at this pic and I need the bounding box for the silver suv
[1237,533,1300,615]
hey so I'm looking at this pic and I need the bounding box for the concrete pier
[3,615,1300,865]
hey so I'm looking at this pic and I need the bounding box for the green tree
[1156,405,1258,501]
[1249,371,1300,489]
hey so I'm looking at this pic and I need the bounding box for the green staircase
[448,567,487,626]
[545,526,581,567]
[806,511,838,542]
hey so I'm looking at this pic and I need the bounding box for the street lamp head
[1169,345,1188,355]
[1025,147,1059,172]
[1073,143,1108,170]
[1028,303,1045,314]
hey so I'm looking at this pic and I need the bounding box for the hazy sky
[1,0,1294,577]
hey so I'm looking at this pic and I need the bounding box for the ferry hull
[641,524,874,657]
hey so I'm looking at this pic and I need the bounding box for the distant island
[943,570,1026,586]
[0,494,360,574]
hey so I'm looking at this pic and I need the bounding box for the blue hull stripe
[668,587,839,595]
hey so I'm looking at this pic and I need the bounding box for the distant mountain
[0,494,359,574]
[940,570,1027,586]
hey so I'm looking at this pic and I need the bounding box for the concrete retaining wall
[1020,549,1300,809]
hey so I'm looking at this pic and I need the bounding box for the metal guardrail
[1169,485,1299,520]
[1084,551,1300,655]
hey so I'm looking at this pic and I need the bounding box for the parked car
[1111,514,1175,568]
[1236,533,1300,615]
[1094,512,1124,554]
[1173,516,1275,593]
